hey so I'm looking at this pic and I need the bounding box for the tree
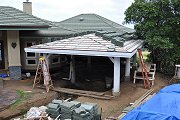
[124,0,180,74]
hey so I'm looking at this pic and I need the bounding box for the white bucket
[177,68,180,78]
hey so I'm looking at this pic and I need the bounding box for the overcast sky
[0,0,134,28]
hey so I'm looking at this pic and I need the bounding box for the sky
[0,0,134,28]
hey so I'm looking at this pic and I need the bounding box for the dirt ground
[0,72,170,119]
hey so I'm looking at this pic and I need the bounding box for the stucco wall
[7,31,21,66]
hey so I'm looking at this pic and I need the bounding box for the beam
[70,55,76,84]
[133,53,137,67]
[109,57,114,63]
[113,57,121,96]
[25,44,143,58]
[125,58,131,81]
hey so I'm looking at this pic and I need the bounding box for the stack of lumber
[118,89,155,119]
[37,86,114,100]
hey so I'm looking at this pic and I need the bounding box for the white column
[113,57,121,96]
[125,58,131,81]
[70,55,76,84]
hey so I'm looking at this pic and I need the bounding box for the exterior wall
[20,38,64,71]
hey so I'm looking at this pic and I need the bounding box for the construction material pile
[46,99,101,120]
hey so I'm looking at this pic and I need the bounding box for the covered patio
[25,31,143,96]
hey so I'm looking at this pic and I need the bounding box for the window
[26,59,37,65]
[27,52,36,58]
[25,42,37,66]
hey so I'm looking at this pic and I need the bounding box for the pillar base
[125,76,130,81]
[9,66,21,80]
[112,91,120,96]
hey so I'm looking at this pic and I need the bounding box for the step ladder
[137,49,150,88]
[33,57,53,92]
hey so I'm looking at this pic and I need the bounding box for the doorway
[0,41,5,69]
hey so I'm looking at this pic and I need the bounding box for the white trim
[25,48,138,58]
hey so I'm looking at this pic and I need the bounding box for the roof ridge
[94,14,132,33]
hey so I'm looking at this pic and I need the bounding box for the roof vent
[79,18,84,21]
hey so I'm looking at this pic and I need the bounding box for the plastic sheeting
[121,84,180,120]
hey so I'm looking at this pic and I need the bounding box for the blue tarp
[121,84,180,120]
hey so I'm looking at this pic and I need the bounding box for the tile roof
[55,14,135,34]
[0,6,50,29]
[28,33,143,53]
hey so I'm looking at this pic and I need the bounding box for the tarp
[121,84,180,120]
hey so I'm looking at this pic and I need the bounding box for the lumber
[37,86,113,100]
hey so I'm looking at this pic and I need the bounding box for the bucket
[177,68,180,78]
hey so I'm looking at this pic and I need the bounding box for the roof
[0,6,50,30]
[25,32,143,58]
[55,14,135,34]
[21,13,135,37]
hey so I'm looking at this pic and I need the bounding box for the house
[0,4,50,80]
[25,31,143,96]
[0,1,142,96]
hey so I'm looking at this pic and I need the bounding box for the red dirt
[0,72,170,119]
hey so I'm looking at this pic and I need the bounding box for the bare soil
[0,72,170,119]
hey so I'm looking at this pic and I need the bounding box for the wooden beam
[37,86,114,100]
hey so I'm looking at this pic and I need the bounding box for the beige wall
[7,31,21,66]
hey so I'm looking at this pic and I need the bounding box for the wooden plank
[132,89,154,107]
[37,86,113,100]
[56,87,105,96]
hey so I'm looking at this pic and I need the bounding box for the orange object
[137,49,150,89]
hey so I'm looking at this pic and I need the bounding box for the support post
[87,56,91,69]
[133,53,137,68]
[113,57,121,96]
[70,55,76,84]
[125,58,131,81]
[7,31,21,80]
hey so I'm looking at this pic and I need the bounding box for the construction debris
[118,88,155,119]
[46,99,101,120]
[24,106,48,119]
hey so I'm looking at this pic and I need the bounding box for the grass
[10,90,28,108]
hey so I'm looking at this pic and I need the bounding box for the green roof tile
[0,6,50,29]
[55,14,135,34]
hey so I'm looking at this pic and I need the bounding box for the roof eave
[0,25,50,30]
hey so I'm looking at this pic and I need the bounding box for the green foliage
[124,0,180,74]
[10,90,28,108]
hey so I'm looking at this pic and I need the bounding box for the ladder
[137,48,150,88]
[33,57,53,92]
